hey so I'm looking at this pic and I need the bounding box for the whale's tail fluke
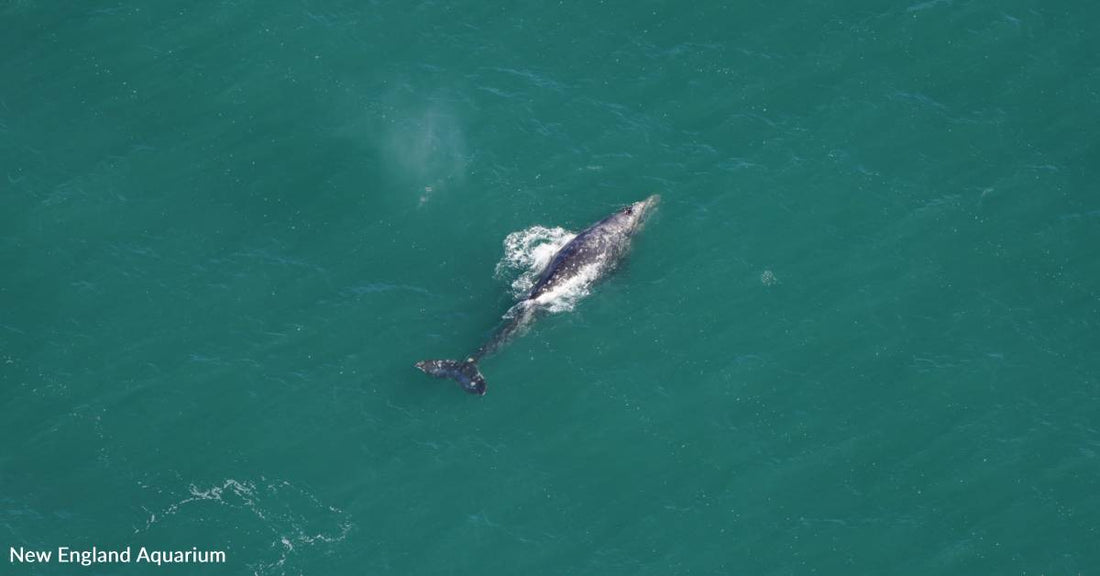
[415,358,486,396]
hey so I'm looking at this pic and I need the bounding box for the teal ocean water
[3,1,1098,574]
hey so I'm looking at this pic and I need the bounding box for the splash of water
[494,225,608,313]
[530,261,603,313]
[495,225,577,306]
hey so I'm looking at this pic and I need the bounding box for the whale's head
[613,194,660,236]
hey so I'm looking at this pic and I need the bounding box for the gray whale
[415,195,660,396]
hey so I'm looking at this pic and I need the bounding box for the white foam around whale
[530,261,603,314]
[496,225,594,312]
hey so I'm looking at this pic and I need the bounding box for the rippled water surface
[2,1,1098,574]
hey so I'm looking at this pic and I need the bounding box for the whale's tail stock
[414,302,537,397]
[415,358,486,396]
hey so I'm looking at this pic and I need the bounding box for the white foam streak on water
[134,478,351,576]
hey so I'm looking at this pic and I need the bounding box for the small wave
[494,225,575,298]
[135,478,351,576]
